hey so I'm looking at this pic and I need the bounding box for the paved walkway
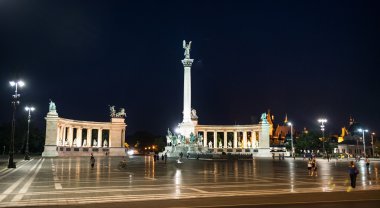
[0,156,379,207]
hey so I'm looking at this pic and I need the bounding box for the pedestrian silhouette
[90,153,95,169]
[348,161,359,188]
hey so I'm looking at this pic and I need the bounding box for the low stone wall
[56,146,125,156]
[163,145,272,157]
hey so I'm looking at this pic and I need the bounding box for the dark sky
[0,0,379,136]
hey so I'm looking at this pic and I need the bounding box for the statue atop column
[260,112,268,124]
[49,99,57,113]
[109,105,116,117]
[116,108,126,117]
[109,105,126,118]
[183,40,192,59]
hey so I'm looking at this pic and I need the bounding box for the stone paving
[0,156,379,207]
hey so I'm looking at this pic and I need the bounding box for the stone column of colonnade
[252,131,257,147]
[77,127,82,147]
[68,127,73,146]
[213,131,217,148]
[62,126,66,146]
[87,128,92,147]
[224,131,227,148]
[98,129,102,147]
[204,132,208,147]
[243,131,247,148]
[233,131,237,148]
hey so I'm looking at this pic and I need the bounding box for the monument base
[162,145,209,157]
[206,147,272,158]
[42,145,59,157]
[178,122,195,139]
[163,145,188,158]
[253,148,272,157]
[109,147,126,156]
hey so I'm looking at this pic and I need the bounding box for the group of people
[272,153,285,160]
[153,152,168,163]
[307,158,318,176]
[305,155,371,189]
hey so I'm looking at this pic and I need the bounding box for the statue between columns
[183,40,192,59]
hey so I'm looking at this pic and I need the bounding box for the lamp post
[287,122,294,158]
[371,132,375,157]
[318,118,327,156]
[24,106,35,160]
[358,129,368,157]
[8,80,25,168]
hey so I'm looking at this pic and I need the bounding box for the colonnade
[195,128,261,149]
[57,124,110,148]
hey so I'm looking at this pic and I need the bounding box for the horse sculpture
[110,105,126,118]
[115,108,126,117]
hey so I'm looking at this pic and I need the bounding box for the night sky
[0,0,379,137]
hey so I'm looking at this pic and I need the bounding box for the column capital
[182,59,194,67]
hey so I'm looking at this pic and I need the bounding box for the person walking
[307,159,312,176]
[311,159,316,176]
[348,161,359,188]
[164,153,167,164]
[90,153,95,169]
[313,159,318,176]
[365,157,370,168]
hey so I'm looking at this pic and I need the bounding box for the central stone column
[182,58,193,123]
[178,40,195,139]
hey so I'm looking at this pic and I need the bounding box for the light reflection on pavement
[0,156,379,207]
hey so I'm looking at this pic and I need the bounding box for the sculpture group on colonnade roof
[109,105,126,118]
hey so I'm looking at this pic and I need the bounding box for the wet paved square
[0,156,379,207]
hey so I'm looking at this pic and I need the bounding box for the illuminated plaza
[0,156,379,207]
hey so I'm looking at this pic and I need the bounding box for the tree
[0,120,45,155]
[154,136,166,152]
[295,131,322,154]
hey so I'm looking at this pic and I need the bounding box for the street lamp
[8,80,25,168]
[287,122,294,157]
[358,129,369,157]
[371,132,375,157]
[24,106,35,160]
[318,118,327,155]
